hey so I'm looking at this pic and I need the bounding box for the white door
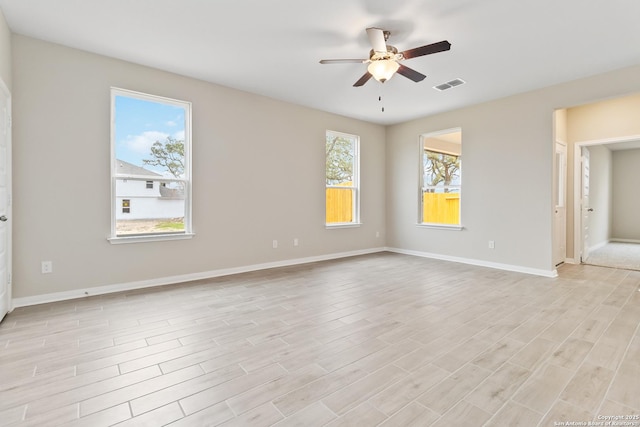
[553,141,567,266]
[581,146,591,262]
[0,79,11,322]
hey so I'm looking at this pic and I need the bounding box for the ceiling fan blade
[319,59,367,64]
[396,64,426,82]
[353,72,373,87]
[366,27,387,53]
[401,40,451,60]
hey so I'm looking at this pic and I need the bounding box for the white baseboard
[386,247,558,278]
[564,258,579,265]
[12,247,386,309]
[610,238,640,244]
[12,246,561,309]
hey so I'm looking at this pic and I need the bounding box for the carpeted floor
[584,241,640,270]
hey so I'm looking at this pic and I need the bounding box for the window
[110,88,192,242]
[419,129,462,227]
[326,130,359,225]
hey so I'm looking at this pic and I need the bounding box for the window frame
[418,128,463,230]
[109,87,194,244]
[325,130,360,228]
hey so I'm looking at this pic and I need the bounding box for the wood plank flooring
[1,253,639,426]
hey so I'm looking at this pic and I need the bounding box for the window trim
[325,130,360,227]
[418,127,463,229]
[109,87,193,244]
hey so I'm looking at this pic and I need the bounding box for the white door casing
[0,79,11,322]
[581,146,591,262]
[553,141,567,266]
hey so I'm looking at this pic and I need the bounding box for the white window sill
[108,232,195,244]
[416,223,464,231]
[326,222,362,229]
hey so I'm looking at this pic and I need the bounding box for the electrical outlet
[272,240,278,249]
[376,231,380,238]
[293,238,299,247]
[488,240,495,249]
[41,261,53,274]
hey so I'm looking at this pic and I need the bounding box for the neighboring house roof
[116,159,162,178]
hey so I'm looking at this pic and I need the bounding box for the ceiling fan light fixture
[368,59,400,83]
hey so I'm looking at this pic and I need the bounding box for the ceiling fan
[320,27,451,87]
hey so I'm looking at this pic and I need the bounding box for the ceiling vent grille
[433,78,466,91]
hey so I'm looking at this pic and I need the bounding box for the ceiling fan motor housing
[369,45,402,62]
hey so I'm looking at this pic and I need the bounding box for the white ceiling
[1,0,640,125]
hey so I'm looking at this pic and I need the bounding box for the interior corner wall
[612,148,640,241]
[587,145,612,249]
[0,8,11,89]
[11,35,386,299]
[386,65,640,274]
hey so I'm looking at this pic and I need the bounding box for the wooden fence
[325,187,460,225]
[422,192,460,224]
[326,187,353,223]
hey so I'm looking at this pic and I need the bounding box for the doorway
[573,137,640,270]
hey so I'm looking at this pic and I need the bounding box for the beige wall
[0,8,10,89]
[568,93,640,143]
[10,32,640,298]
[566,93,640,259]
[612,148,640,240]
[388,66,640,274]
[12,35,386,298]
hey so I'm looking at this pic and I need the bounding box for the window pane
[115,178,185,235]
[326,134,354,185]
[422,189,460,224]
[326,187,353,223]
[114,95,185,178]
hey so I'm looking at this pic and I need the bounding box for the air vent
[433,78,466,91]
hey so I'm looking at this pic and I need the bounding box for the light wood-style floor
[1,253,639,427]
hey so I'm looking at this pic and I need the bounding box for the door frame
[573,134,640,264]
[580,146,590,262]
[0,77,11,320]
[553,140,567,266]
